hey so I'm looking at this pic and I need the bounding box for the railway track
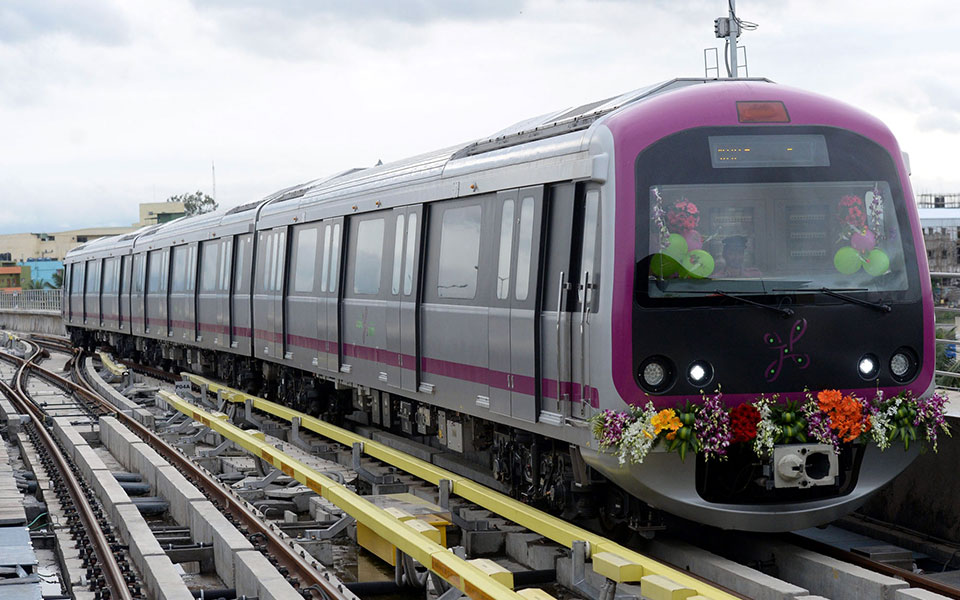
[17,337,352,600]
[0,339,136,600]
[13,333,960,600]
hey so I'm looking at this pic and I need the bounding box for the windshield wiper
[772,287,892,313]
[707,290,795,318]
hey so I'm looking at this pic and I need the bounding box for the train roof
[66,77,775,260]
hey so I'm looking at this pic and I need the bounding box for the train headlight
[889,347,918,382]
[687,360,714,387]
[857,354,879,380]
[638,356,674,393]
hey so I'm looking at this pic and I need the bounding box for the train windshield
[636,126,918,303]
[646,180,909,297]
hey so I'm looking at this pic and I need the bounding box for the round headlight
[857,354,879,380]
[643,362,666,387]
[889,348,918,382]
[638,356,675,393]
[687,360,714,387]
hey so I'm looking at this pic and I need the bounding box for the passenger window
[403,214,417,296]
[293,227,318,293]
[201,242,219,292]
[515,197,535,301]
[496,201,514,300]
[86,261,100,293]
[134,256,144,294]
[103,259,116,294]
[235,235,249,294]
[273,231,285,292]
[187,246,197,292]
[72,264,82,293]
[148,251,163,293]
[581,190,600,306]
[329,223,341,293]
[262,234,274,291]
[321,224,332,293]
[392,215,405,295]
[171,246,188,292]
[354,219,384,295]
[438,205,482,299]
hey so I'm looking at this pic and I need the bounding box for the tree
[22,278,50,290]
[51,269,63,289]
[167,191,218,217]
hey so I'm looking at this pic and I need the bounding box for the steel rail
[0,343,347,599]
[64,351,348,600]
[0,341,134,600]
[789,533,960,599]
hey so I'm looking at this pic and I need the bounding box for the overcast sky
[1,0,958,234]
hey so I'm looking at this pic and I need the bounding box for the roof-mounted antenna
[707,0,758,78]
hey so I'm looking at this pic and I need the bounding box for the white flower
[616,402,658,465]
[752,398,779,457]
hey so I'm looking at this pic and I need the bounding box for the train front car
[584,81,934,532]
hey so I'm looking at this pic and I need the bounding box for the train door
[489,190,517,416]
[385,206,422,390]
[342,213,388,383]
[399,208,421,392]
[198,240,220,348]
[285,224,320,370]
[146,248,169,338]
[120,255,132,334]
[571,187,601,419]
[538,183,577,423]
[84,259,101,326]
[490,187,545,422]
[170,244,198,342]
[254,227,287,360]
[132,254,145,336]
[70,262,84,325]
[317,218,343,372]
[509,187,544,422]
[217,238,233,349]
[231,234,253,354]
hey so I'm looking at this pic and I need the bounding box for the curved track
[0,340,134,600]
[28,341,349,600]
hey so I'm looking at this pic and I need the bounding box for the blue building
[18,259,63,287]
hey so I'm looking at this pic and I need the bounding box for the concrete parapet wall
[857,414,960,543]
[0,309,64,335]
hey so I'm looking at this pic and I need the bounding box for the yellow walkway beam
[96,351,129,377]
[180,374,737,599]
[159,390,540,600]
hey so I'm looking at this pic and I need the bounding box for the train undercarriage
[68,325,665,537]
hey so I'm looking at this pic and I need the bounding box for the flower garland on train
[589,388,951,465]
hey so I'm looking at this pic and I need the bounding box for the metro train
[63,78,933,532]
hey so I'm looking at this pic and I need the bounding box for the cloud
[192,0,524,23]
[916,110,960,135]
[0,1,130,45]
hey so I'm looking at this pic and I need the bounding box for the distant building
[919,194,960,274]
[139,201,186,226]
[0,201,185,263]
[0,263,30,292]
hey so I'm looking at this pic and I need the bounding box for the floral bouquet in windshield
[650,190,715,279]
[833,186,890,277]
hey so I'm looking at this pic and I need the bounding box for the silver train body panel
[63,77,922,530]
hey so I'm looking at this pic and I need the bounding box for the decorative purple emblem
[763,318,809,382]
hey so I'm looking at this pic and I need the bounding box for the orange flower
[817,389,843,411]
[818,390,866,442]
[651,409,682,437]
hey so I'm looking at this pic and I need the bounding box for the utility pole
[713,1,755,78]
[727,1,740,77]
[212,161,217,201]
